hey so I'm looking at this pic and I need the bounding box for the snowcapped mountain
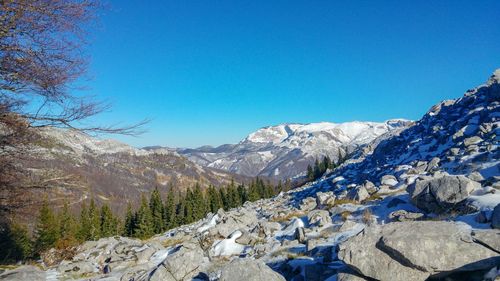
[176,119,411,180]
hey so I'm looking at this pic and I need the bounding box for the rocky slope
[175,120,411,180]
[2,70,500,281]
[2,128,250,220]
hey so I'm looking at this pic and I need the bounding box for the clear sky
[85,1,500,148]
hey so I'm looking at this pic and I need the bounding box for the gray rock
[464,136,483,146]
[219,259,285,281]
[0,266,46,281]
[347,185,369,202]
[378,221,500,275]
[339,221,500,281]
[426,157,441,172]
[472,229,500,253]
[299,197,317,211]
[253,221,281,238]
[408,175,480,213]
[468,171,485,182]
[316,191,335,207]
[161,242,205,281]
[362,180,377,195]
[57,261,98,275]
[307,209,332,227]
[295,227,306,243]
[338,224,430,281]
[491,203,500,229]
[381,175,398,187]
[388,210,424,222]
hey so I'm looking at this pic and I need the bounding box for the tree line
[306,151,347,182]
[0,178,284,263]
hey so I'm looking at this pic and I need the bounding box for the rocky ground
[1,71,499,281]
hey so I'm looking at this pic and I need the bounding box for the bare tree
[0,0,147,212]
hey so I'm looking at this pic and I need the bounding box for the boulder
[381,175,398,187]
[161,242,206,280]
[338,224,429,281]
[408,175,480,213]
[339,221,500,281]
[347,186,369,202]
[316,192,335,207]
[491,203,500,229]
[464,136,483,146]
[295,227,306,243]
[219,259,285,281]
[299,197,317,211]
[388,210,424,222]
[0,266,46,281]
[426,157,441,172]
[57,261,98,275]
[472,229,500,253]
[362,180,377,195]
[307,209,332,227]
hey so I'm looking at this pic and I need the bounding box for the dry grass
[269,210,306,223]
[333,198,359,206]
[362,208,373,224]
[161,237,185,248]
[363,193,383,202]
[340,211,351,221]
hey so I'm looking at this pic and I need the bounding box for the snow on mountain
[177,119,411,180]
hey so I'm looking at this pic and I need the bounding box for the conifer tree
[247,180,260,202]
[149,188,165,234]
[192,183,206,220]
[34,200,59,255]
[100,204,118,237]
[175,191,186,226]
[237,184,248,204]
[219,187,229,210]
[135,194,154,239]
[78,202,91,241]
[0,222,33,262]
[123,202,135,237]
[307,164,314,181]
[87,199,101,240]
[163,191,176,229]
[57,201,78,248]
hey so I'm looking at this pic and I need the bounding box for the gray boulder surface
[219,259,286,281]
[339,221,500,281]
[408,175,480,213]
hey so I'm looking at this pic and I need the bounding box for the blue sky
[85,1,500,148]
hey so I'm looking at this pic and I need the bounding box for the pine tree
[87,198,101,240]
[100,204,118,237]
[247,180,260,202]
[149,188,165,234]
[134,194,154,239]
[192,183,206,220]
[323,155,332,170]
[0,222,33,262]
[163,191,176,229]
[313,158,322,179]
[57,201,78,248]
[175,191,186,226]
[237,184,248,204]
[78,202,91,240]
[34,200,59,255]
[307,164,314,181]
[123,202,135,237]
